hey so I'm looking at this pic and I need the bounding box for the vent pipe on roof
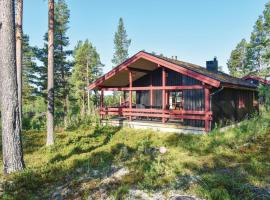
[171,56,178,60]
[206,57,218,72]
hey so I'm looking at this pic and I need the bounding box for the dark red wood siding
[211,88,258,127]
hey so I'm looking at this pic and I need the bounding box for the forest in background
[18,0,131,131]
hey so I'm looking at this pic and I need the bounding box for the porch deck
[101,117,206,134]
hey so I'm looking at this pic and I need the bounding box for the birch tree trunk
[86,59,90,115]
[16,0,23,129]
[47,0,54,146]
[0,0,25,174]
[64,95,68,128]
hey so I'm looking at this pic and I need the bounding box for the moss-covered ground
[1,112,270,200]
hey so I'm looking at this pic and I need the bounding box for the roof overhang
[89,51,221,90]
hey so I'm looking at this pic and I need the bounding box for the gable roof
[89,51,257,90]
[151,53,256,88]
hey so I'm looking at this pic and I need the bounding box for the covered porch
[89,51,214,132]
[99,80,212,132]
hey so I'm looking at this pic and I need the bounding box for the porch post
[150,72,153,108]
[129,70,132,121]
[204,87,210,132]
[162,67,166,123]
[100,88,104,119]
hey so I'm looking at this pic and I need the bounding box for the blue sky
[24,0,268,73]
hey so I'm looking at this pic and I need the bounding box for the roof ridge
[143,51,256,88]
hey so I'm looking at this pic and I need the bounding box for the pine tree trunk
[47,0,54,146]
[16,0,23,129]
[0,0,25,174]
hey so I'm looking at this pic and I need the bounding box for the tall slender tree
[112,17,131,67]
[55,0,72,127]
[249,16,266,73]
[47,0,55,146]
[111,18,131,101]
[260,1,270,76]
[0,0,25,174]
[35,0,72,127]
[16,0,23,127]
[227,39,253,77]
[71,40,103,116]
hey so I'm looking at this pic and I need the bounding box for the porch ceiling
[101,58,158,87]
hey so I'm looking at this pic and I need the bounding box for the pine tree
[22,35,38,104]
[16,0,23,127]
[112,18,131,67]
[228,1,270,78]
[227,39,252,77]
[47,0,55,146]
[111,18,131,102]
[249,16,266,73]
[0,0,25,174]
[71,40,103,116]
[36,0,72,127]
[54,0,72,127]
[260,1,270,76]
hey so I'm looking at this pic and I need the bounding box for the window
[169,91,183,110]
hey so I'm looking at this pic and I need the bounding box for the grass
[1,112,270,200]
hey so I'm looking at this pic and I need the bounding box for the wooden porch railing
[100,107,212,124]
[98,66,212,132]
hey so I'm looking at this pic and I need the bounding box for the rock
[126,189,203,200]
[113,167,129,179]
[169,195,199,200]
[102,167,129,185]
[159,146,167,154]
[51,192,63,200]
[127,189,153,200]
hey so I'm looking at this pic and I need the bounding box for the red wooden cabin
[89,51,258,132]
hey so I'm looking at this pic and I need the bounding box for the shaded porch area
[98,66,212,132]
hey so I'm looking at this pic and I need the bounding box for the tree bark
[16,0,23,129]
[47,0,54,146]
[0,0,25,174]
